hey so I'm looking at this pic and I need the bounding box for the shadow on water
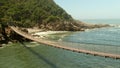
[19,41,58,68]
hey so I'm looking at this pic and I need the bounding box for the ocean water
[61,27,120,55]
[82,19,120,25]
[0,19,120,68]
[0,42,120,68]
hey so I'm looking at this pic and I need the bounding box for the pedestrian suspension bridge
[10,26,120,59]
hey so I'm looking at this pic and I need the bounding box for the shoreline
[1,26,120,59]
[32,31,69,35]
[0,23,111,47]
[9,26,120,59]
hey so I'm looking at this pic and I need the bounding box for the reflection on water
[0,27,120,68]
[0,42,120,68]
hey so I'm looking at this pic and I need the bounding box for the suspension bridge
[10,26,120,59]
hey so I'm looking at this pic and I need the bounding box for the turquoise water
[0,19,120,68]
[82,19,120,24]
[0,42,120,68]
[60,27,120,55]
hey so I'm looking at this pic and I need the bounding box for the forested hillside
[0,0,73,28]
[0,0,110,44]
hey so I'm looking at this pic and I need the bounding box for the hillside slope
[0,0,110,44]
[0,0,109,30]
[0,0,73,28]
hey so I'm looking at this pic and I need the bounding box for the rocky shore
[0,22,110,47]
[0,26,30,47]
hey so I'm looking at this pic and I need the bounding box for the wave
[110,24,120,27]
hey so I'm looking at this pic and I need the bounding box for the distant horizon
[81,19,120,24]
[54,0,120,20]
[80,18,120,20]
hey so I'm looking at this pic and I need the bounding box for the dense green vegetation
[0,0,110,44]
[0,0,73,27]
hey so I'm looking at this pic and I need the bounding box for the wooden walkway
[10,26,120,59]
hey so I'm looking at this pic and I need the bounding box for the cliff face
[0,26,30,44]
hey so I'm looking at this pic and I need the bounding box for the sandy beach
[31,31,69,38]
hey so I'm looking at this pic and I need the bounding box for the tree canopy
[0,0,73,27]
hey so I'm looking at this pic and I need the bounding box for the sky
[54,0,120,20]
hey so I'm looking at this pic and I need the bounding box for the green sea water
[0,19,120,68]
[0,42,120,68]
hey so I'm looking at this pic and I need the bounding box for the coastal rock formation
[0,0,110,45]
[0,26,30,45]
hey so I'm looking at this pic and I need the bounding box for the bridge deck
[10,26,120,59]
